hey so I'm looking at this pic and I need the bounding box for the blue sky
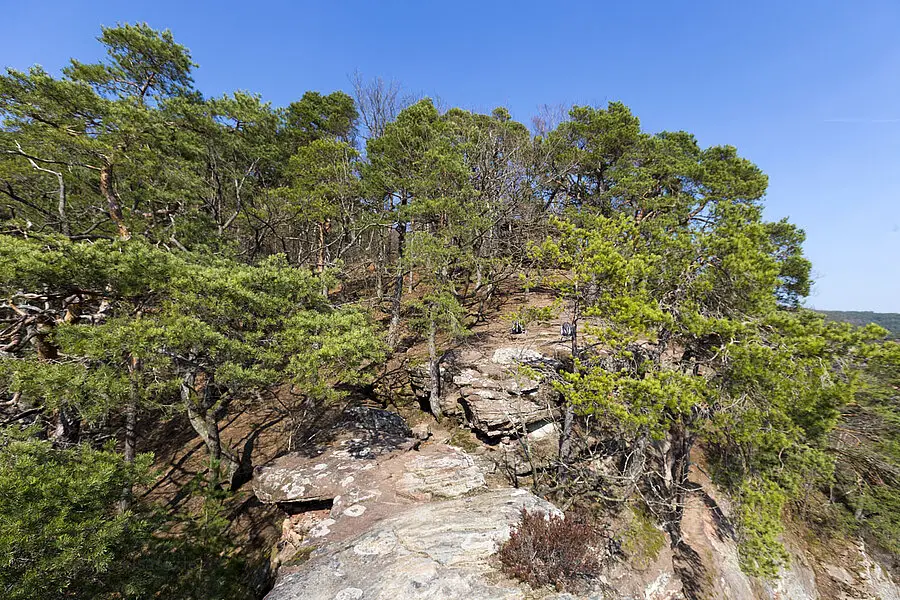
[2,1,898,311]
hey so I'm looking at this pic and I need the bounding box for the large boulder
[409,346,563,438]
[253,407,488,564]
[264,488,560,600]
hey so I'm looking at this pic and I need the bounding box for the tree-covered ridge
[0,24,898,598]
[819,310,900,338]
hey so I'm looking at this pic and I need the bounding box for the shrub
[497,508,602,591]
[622,504,665,570]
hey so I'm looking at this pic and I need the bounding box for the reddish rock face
[253,406,489,570]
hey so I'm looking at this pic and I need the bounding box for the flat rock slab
[254,443,484,503]
[253,442,385,504]
[253,406,416,504]
[255,440,488,552]
[396,445,485,500]
[264,488,560,600]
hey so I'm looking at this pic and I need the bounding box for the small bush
[497,508,602,591]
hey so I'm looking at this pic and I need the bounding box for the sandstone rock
[677,461,900,600]
[460,387,558,438]
[252,406,414,504]
[452,368,499,388]
[256,429,490,571]
[859,541,900,600]
[411,422,432,440]
[526,420,558,441]
[336,406,413,457]
[253,446,380,504]
[264,488,559,600]
[396,445,485,500]
[491,346,547,365]
[409,362,462,416]
[408,346,562,438]
[499,376,540,394]
[441,347,561,438]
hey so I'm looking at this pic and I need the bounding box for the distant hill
[817,310,900,338]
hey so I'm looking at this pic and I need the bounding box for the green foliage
[286,138,360,222]
[0,430,152,600]
[0,234,383,479]
[65,23,195,102]
[120,481,257,600]
[0,428,260,600]
[829,339,900,554]
[283,90,358,150]
[559,366,707,440]
[527,102,862,576]
[407,290,469,341]
[735,479,791,577]
[506,301,562,330]
[2,22,895,594]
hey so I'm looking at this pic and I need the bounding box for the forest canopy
[1,24,898,599]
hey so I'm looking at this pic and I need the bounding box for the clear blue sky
[2,1,898,311]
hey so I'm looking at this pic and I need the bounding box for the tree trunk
[34,319,81,446]
[316,221,326,273]
[181,372,239,482]
[661,419,694,545]
[124,363,139,464]
[55,169,68,237]
[374,229,384,300]
[621,432,649,498]
[119,357,140,512]
[317,222,330,297]
[19,144,68,236]
[99,164,130,240]
[386,210,407,348]
[387,267,404,347]
[52,405,81,446]
[427,315,443,419]
[570,296,580,358]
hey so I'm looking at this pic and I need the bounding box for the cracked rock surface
[265,489,559,600]
[409,346,562,438]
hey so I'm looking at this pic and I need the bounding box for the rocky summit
[253,400,900,600]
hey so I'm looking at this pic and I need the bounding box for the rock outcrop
[253,408,486,557]
[410,346,563,438]
[265,489,559,600]
[253,406,417,504]
[255,406,900,600]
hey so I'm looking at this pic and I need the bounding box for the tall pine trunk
[119,357,140,511]
[557,403,575,483]
[99,163,130,240]
[662,420,694,545]
[387,196,407,348]
[35,319,81,446]
[427,315,443,419]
